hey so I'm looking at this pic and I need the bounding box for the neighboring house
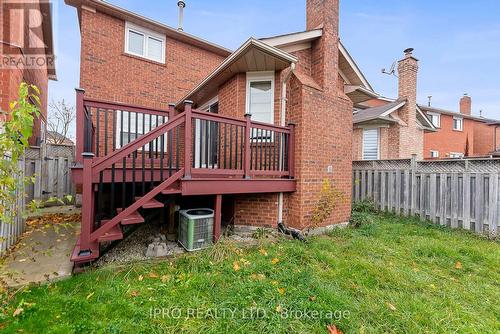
[420,95,500,159]
[352,49,436,160]
[0,0,56,145]
[46,131,74,146]
[66,0,360,264]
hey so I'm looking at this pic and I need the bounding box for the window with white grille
[362,128,379,160]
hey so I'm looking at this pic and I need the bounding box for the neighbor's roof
[353,99,405,123]
[175,38,298,108]
[64,0,232,57]
[418,105,498,123]
[353,99,436,131]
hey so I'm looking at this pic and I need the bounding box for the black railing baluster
[168,128,173,177]
[142,113,146,194]
[235,125,238,169]
[205,120,209,168]
[176,126,179,172]
[259,129,263,171]
[110,162,115,216]
[229,124,233,169]
[217,122,221,168]
[273,131,277,171]
[104,109,108,156]
[160,132,164,181]
[223,124,227,169]
[96,108,100,157]
[240,127,244,170]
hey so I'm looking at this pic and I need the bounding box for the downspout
[278,63,295,226]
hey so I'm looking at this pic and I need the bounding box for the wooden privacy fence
[25,143,75,203]
[353,157,500,237]
[0,154,26,255]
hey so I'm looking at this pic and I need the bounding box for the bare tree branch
[47,99,75,145]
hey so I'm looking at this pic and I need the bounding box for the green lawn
[1,214,499,333]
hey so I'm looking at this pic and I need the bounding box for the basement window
[453,117,463,131]
[430,150,439,158]
[362,128,379,160]
[125,22,165,63]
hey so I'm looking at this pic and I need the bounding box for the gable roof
[175,38,298,108]
[260,29,374,92]
[418,105,498,124]
[65,0,232,57]
[353,99,436,131]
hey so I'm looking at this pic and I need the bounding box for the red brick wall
[234,193,278,228]
[473,122,497,155]
[79,8,225,109]
[0,0,49,145]
[423,114,475,158]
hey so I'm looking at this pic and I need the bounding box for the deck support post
[287,122,295,179]
[214,194,222,242]
[244,113,252,179]
[75,88,85,164]
[184,100,193,179]
[79,152,95,255]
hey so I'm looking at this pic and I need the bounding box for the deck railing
[75,90,295,181]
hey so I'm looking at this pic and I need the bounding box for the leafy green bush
[350,199,376,227]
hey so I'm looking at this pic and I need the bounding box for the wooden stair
[116,208,145,225]
[97,224,123,242]
[70,238,99,264]
[135,197,164,209]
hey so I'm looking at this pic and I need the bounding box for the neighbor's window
[430,150,439,158]
[427,112,440,128]
[362,128,379,160]
[125,22,165,63]
[449,152,464,158]
[453,117,463,131]
[115,111,167,151]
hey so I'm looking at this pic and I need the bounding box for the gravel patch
[95,223,185,267]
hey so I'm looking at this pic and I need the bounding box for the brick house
[0,0,56,145]
[421,95,500,159]
[352,49,436,160]
[65,0,368,263]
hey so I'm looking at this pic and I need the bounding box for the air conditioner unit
[178,208,214,251]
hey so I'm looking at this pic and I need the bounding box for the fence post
[183,100,193,179]
[75,88,85,165]
[79,152,95,255]
[243,113,252,179]
[287,122,295,179]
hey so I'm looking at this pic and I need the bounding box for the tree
[47,99,75,144]
[0,83,40,223]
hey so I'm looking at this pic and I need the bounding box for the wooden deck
[71,91,296,264]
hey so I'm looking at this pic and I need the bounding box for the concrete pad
[0,207,80,287]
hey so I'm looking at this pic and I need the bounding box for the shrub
[350,200,376,227]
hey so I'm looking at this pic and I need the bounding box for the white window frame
[427,112,440,128]
[115,111,167,152]
[453,116,463,131]
[362,128,380,160]
[449,152,464,158]
[430,150,439,158]
[246,71,275,124]
[195,97,219,168]
[124,22,166,64]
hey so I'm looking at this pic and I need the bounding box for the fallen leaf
[259,248,268,256]
[271,280,278,286]
[455,261,462,269]
[278,287,285,295]
[233,261,240,271]
[149,272,159,279]
[309,296,317,301]
[161,275,170,283]
[138,275,144,281]
[18,259,27,263]
[386,302,397,311]
[86,292,94,300]
[326,324,343,334]
[271,258,280,265]
[130,291,139,297]
[275,305,283,313]
[13,307,24,317]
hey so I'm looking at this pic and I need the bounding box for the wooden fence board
[353,158,499,237]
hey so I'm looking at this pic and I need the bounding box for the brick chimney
[306,0,340,95]
[460,94,471,115]
[395,48,423,159]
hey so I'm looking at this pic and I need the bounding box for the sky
[49,0,500,138]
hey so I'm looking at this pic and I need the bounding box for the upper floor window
[125,22,165,63]
[453,116,463,131]
[362,128,379,160]
[430,150,439,158]
[246,72,274,124]
[427,112,440,128]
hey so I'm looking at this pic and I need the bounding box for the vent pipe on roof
[427,95,432,107]
[177,1,186,31]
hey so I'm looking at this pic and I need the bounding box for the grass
[1,214,499,333]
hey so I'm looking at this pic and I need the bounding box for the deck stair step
[161,187,182,195]
[70,238,99,264]
[135,197,164,209]
[116,208,145,225]
[97,224,123,242]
